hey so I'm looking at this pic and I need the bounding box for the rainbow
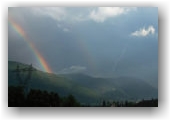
[71,32,98,74]
[8,17,52,73]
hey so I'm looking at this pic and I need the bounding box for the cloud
[89,7,136,23]
[73,14,89,22]
[58,66,86,74]
[131,26,155,37]
[63,28,69,32]
[30,7,136,23]
[57,23,70,32]
[31,7,66,21]
[31,7,87,22]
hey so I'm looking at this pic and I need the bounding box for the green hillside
[8,61,99,103]
[62,73,158,101]
[8,61,158,104]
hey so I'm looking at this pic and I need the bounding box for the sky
[8,7,158,82]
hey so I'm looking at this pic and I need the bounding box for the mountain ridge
[8,61,158,104]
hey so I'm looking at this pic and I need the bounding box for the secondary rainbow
[8,17,52,73]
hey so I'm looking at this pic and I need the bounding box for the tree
[9,86,81,107]
[62,94,80,107]
[102,100,106,107]
[8,86,25,107]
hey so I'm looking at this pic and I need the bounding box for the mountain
[62,73,158,100]
[108,77,158,99]
[8,61,158,104]
[8,61,100,103]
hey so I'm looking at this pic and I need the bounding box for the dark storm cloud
[8,7,158,82]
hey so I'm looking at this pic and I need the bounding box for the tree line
[8,86,158,107]
[8,86,80,107]
[101,99,158,107]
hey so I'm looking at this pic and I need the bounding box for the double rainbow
[8,17,52,73]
